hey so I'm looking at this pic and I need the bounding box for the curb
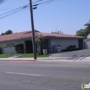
[0,58,36,62]
[37,57,71,60]
[6,60,36,62]
[0,57,90,62]
[37,59,90,62]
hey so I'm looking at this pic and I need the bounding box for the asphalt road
[0,61,90,90]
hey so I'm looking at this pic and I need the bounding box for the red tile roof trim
[0,30,85,42]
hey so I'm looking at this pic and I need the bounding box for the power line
[0,0,59,20]
[0,0,7,4]
[0,0,53,11]
[0,4,29,19]
[0,9,26,19]
[0,8,24,10]
[33,0,43,4]
[0,0,58,11]
[36,0,54,5]
[0,4,29,16]
[0,9,12,10]
[0,0,7,3]
[33,0,59,7]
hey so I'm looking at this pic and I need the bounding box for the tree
[76,29,85,36]
[51,30,63,34]
[84,28,90,38]
[1,33,4,35]
[1,30,13,35]
[35,35,43,54]
[5,30,13,34]
[76,21,90,38]
[76,29,88,38]
[84,21,90,35]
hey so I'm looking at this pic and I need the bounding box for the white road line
[5,72,43,77]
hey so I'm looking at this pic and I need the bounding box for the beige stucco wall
[0,38,79,54]
[0,40,25,54]
[50,38,79,51]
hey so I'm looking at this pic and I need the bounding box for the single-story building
[0,30,85,54]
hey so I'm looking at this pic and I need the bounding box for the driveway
[49,49,90,57]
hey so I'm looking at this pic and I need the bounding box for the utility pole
[29,0,37,59]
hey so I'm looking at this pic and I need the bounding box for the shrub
[75,48,82,50]
[15,44,24,53]
[61,45,81,52]
[67,46,72,51]
[61,49,68,52]
[61,48,82,52]
[69,45,73,49]
[0,47,2,54]
[72,45,76,49]
[66,47,69,50]
[66,45,76,51]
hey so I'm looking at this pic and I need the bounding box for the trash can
[43,49,47,55]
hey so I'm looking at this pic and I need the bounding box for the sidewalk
[0,56,90,62]
[38,56,90,60]
[37,57,90,62]
[0,58,35,61]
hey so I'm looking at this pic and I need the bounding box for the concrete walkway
[9,53,23,58]
[0,56,90,62]
[0,58,35,61]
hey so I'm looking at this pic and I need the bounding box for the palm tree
[84,21,90,32]
[84,21,90,37]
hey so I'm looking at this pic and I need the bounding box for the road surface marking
[5,72,43,77]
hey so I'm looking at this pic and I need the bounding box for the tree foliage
[1,30,13,35]
[35,35,43,45]
[35,35,43,54]
[15,44,24,53]
[76,21,90,38]
[84,21,90,33]
[5,30,13,34]
[0,47,2,54]
[76,29,87,37]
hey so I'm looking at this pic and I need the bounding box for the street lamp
[29,0,37,59]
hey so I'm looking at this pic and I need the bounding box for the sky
[0,0,90,35]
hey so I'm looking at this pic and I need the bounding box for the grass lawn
[18,53,49,58]
[0,54,14,58]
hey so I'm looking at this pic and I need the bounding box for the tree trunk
[37,45,41,54]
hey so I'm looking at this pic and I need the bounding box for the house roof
[41,33,85,39]
[0,30,85,42]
